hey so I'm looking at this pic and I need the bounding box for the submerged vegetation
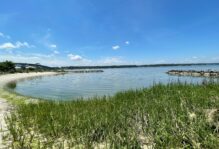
[3,81,219,148]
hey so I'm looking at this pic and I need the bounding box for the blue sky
[0,0,219,66]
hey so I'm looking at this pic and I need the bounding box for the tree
[0,61,16,73]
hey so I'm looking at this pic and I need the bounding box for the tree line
[0,61,56,73]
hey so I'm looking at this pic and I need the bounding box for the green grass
[4,82,219,148]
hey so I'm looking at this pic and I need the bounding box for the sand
[0,72,57,87]
[0,72,57,148]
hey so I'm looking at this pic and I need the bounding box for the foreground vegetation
[4,82,219,148]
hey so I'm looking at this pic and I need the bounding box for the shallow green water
[7,65,219,100]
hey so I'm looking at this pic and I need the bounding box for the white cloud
[0,32,10,39]
[125,41,130,45]
[0,42,16,49]
[68,54,83,61]
[16,41,31,48]
[192,56,198,59]
[0,32,4,37]
[0,54,70,67]
[102,57,124,65]
[0,41,32,50]
[112,45,120,50]
[49,44,57,49]
[53,50,59,54]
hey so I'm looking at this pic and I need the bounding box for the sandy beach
[0,72,57,148]
[0,72,58,88]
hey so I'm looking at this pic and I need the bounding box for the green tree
[0,61,16,73]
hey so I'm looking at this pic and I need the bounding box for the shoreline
[0,72,58,147]
[0,72,58,88]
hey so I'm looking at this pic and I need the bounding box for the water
[7,65,219,100]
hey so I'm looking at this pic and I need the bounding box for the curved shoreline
[0,72,58,88]
[0,72,58,147]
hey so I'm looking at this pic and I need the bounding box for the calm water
[7,65,219,100]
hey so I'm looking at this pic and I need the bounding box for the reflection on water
[7,65,219,100]
[7,81,17,89]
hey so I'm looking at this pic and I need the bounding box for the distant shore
[15,62,219,70]
[62,63,219,70]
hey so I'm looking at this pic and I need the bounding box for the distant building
[15,63,36,69]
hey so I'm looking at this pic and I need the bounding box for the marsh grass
[4,82,219,148]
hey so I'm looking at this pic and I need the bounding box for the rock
[167,70,219,78]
